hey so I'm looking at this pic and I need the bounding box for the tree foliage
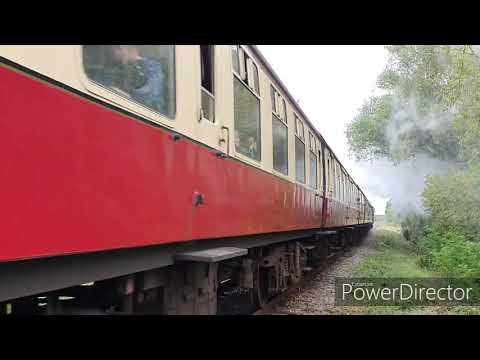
[422,165,480,241]
[346,45,480,163]
[346,45,480,277]
[346,95,392,161]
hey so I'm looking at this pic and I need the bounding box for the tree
[346,45,480,164]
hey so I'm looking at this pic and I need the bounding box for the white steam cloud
[358,154,456,219]
[360,84,459,218]
[385,95,456,159]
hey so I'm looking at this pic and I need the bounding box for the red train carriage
[0,45,374,314]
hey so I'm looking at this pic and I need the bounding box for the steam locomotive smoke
[359,155,454,219]
[362,91,458,219]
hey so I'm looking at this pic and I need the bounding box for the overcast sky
[257,45,389,214]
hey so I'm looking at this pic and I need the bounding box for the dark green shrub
[418,228,480,277]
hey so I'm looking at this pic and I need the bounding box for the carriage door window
[82,45,175,118]
[295,115,306,183]
[201,45,215,122]
[318,144,324,192]
[309,132,318,189]
[232,46,261,161]
[271,86,288,175]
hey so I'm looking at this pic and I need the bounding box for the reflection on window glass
[295,137,305,183]
[252,62,260,94]
[201,45,214,92]
[281,98,287,121]
[271,86,276,113]
[201,90,215,122]
[201,45,215,122]
[82,45,175,118]
[310,151,317,189]
[234,77,261,161]
[231,45,240,74]
[295,116,304,139]
[273,115,288,175]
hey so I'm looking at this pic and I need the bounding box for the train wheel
[251,265,270,309]
[249,249,271,309]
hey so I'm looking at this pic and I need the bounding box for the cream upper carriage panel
[0,44,372,209]
[0,45,199,141]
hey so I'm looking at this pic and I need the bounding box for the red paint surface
[0,65,361,262]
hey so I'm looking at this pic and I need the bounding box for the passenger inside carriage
[82,45,172,116]
[234,130,259,159]
[110,45,166,114]
[247,136,258,158]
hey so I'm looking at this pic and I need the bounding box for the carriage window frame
[295,114,305,140]
[294,114,306,184]
[231,45,240,75]
[271,85,287,124]
[307,131,318,189]
[80,45,177,121]
[308,132,317,152]
[231,45,261,98]
[232,46,262,165]
[232,56,262,164]
[271,85,277,113]
[335,162,340,200]
[272,113,289,176]
[200,45,215,122]
[309,149,318,189]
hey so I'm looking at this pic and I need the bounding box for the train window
[201,45,215,122]
[295,137,306,183]
[309,150,318,189]
[336,165,340,200]
[82,45,175,118]
[329,156,334,196]
[332,161,336,198]
[335,163,340,200]
[295,115,304,140]
[232,46,260,96]
[332,162,336,198]
[340,170,344,202]
[272,115,288,175]
[295,114,306,183]
[308,132,316,152]
[271,86,287,123]
[318,144,324,191]
[234,77,261,161]
[348,181,351,204]
[271,86,277,113]
[231,45,240,74]
[308,132,317,189]
[250,60,260,94]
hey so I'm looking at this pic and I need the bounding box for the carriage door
[196,45,229,155]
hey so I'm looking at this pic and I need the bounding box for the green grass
[343,227,480,315]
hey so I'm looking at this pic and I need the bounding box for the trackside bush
[418,228,480,277]
[422,166,480,241]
